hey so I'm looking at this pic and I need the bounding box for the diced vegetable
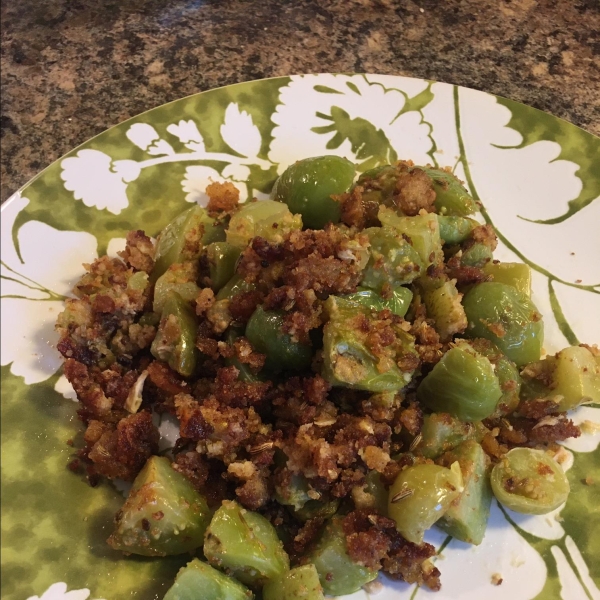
[387,463,463,543]
[263,564,325,600]
[491,448,569,515]
[271,155,355,229]
[108,456,211,556]
[216,274,257,301]
[422,279,467,342]
[163,559,253,600]
[437,215,478,244]
[343,286,413,318]
[206,242,241,292]
[460,242,493,268]
[437,441,492,545]
[416,413,486,460]
[483,262,532,297]
[422,168,477,216]
[153,262,200,314]
[204,500,290,587]
[307,517,378,595]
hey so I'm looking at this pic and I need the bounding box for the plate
[1,74,599,600]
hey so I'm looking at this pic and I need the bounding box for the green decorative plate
[1,74,599,600]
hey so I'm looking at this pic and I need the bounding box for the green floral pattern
[1,74,599,600]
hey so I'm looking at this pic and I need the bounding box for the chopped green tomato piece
[437,441,492,545]
[521,345,600,410]
[204,500,290,588]
[216,274,256,301]
[202,221,228,245]
[293,498,340,522]
[108,457,211,557]
[422,280,467,342]
[417,342,502,421]
[463,282,544,367]
[378,207,443,268]
[271,155,355,229]
[322,296,419,392]
[416,413,486,459]
[483,262,532,297]
[491,448,569,515]
[152,205,215,281]
[151,292,198,377]
[127,270,150,292]
[422,168,477,216]
[437,216,478,245]
[263,564,325,600]
[307,517,377,596]
[163,559,253,600]
[360,470,389,515]
[245,306,313,373]
[361,226,424,288]
[227,200,302,248]
[153,262,200,314]
[467,338,521,417]
[206,242,241,292]
[388,463,463,544]
[343,286,413,318]
[223,328,263,383]
[460,242,493,268]
[274,471,312,511]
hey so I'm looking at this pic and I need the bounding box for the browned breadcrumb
[205,181,240,215]
[118,230,155,273]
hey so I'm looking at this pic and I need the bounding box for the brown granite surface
[1,0,599,203]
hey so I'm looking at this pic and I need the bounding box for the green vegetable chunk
[263,564,324,600]
[437,441,492,545]
[423,168,477,216]
[153,262,200,314]
[463,282,544,366]
[245,306,313,373]
[322,296,419,392]
[491,448,570,515]
[151,291,198,377]
[204,500,290,588]
[307,517,377,595]
[293,498,340,523]
[361,226,424,288]
[108,457,211,557]
[388,463,463,543]
[271,155,355,229]
[422,280,467,342]
[223,328,263,383]
[437,215,478,244]
[343,286,413,318]
[417,342,502,421]
[207,242,241,292]
[163,559,253,600]
[227,200,302,248]
[416,413,486,459]
[152,205,215,281]
[483,262,532,297]
[216,274,257,301]
[460,242,493,268]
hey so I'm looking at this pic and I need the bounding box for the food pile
[55,156,600,599]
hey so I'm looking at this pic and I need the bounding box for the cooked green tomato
[204,500,290,588]
[274,471,312,511]
[437,215,478,244]
[293,498,340,523]
[361,226,424,288]
[206,242,241,292]
[163,559,253,600]
[378,207,443,268]
[151,291,198,377]
[307,517,377,595]
[107,457,211,557]
[271,155,355,229]
[361,470,389,515]
[416,413,486,460]
[491,448,570,515]
[343,286,413,318]
[227,199,302,248]
[422,280,467,342]
[417,343,502,421]
[127,270,149,292]
[437,441,492,545]
[422,168,477,216]
[245,306,313,373]
[387,463,463,543]
[152,205,215,281]
[521,345,600,410]
[263,564,324,600]
[467,338,521,417]
[483,262,532,297]
[460,242,493,268]
[322,296,419,392]
[223,328,263,383]
[216,274,257,301]
[153,262,200,314]
[463,282,544,366]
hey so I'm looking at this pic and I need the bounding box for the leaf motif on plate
[26,582,104,600]
[221,102,262,159]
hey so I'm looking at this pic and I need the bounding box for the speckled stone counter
[1,0,598,203]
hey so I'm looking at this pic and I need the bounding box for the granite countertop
[1,0,598,203]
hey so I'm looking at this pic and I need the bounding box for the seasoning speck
[491,573,503,586]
